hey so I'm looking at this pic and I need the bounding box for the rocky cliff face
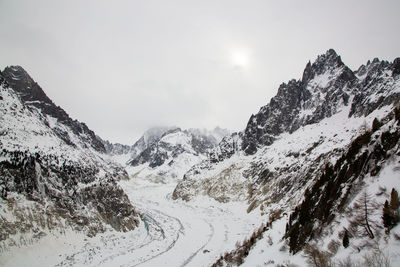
[242,49,357,155]
[0,67,140,250]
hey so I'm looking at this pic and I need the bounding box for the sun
[231,51,249,68]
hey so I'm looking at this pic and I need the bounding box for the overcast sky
[1,0,399,144]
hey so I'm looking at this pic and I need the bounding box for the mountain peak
[2,65,53,105]
[1,65,106,153]
[4,65,28,75]
[326,48,338,57]
[319,48,341,63]
[302,48,344,84]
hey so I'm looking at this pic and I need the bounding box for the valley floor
[1,178,264,267]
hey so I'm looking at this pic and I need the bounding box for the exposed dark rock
[392,58,400,76]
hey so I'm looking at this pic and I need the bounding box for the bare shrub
[211,222,269,266]
[335,245,392,267]
[362,248,391,267]
[327,239,340,255]
[279,244,288,252]
[277,261,300,267]
[303,244,334,267]
[269,209,283,222]
[336,257,359,267]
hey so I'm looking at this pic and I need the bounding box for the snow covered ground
[0,176,263,267]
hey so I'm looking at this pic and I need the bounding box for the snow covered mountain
[0,66,140,250]
[126,127,229,183]
[1,49,399,266]
[172,49,400,264]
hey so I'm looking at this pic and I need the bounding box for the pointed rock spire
[301,49,346,84]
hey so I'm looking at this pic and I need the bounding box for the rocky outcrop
[350,57,400,117]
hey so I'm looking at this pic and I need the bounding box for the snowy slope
[239,107,400,267]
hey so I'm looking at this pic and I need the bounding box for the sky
[0,0,399,144]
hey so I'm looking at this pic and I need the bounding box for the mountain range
[1,49,399,266]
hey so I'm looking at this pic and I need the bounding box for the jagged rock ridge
[242,49,357,154]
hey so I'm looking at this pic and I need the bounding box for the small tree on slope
[352,191,378,239]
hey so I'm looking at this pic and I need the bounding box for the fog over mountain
[0,0,399,144]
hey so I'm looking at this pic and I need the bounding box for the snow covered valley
[0,177,264,267]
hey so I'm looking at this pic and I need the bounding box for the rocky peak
[2,66,57,113]
[242,79,309,154]
[240,49,362,155]
[302,49,347,84]
[350,57,400,117]
[2,66,106,153]
[392,58,400,76]
[356,58,390,81]
[162,127,182,138]
[130,126,176,158]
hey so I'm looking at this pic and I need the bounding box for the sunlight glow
[232,51,249,68]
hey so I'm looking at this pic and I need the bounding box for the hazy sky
[1,0,399,144]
